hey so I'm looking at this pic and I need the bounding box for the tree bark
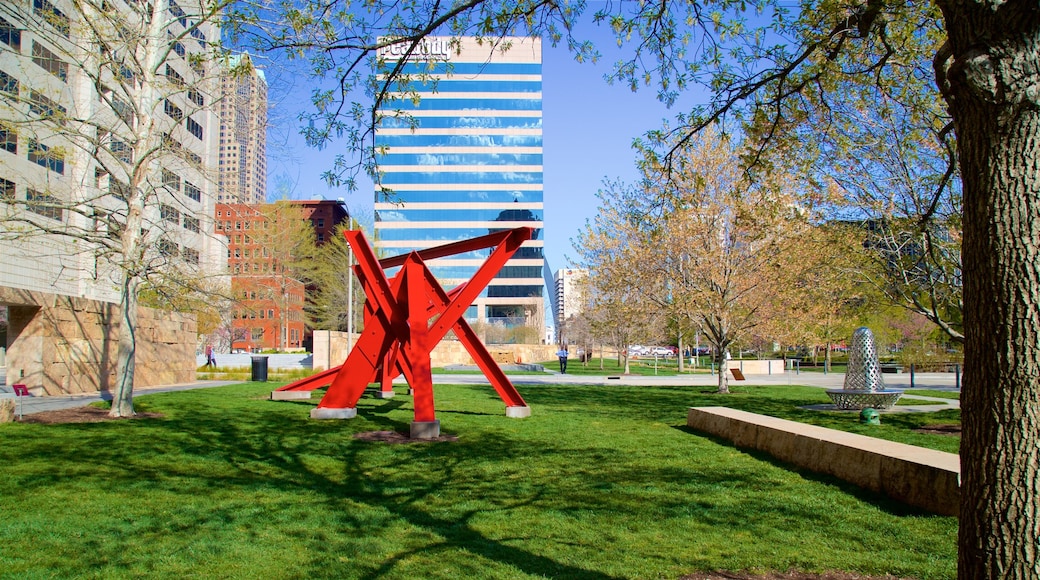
[936,2,1040,577]
[110,277,138,417]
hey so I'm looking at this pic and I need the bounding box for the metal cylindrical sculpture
[826,326,901,410]
[843,326,886,392]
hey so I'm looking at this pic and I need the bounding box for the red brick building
[216,200,348,352]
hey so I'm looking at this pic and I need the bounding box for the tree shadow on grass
[0,383,956,578]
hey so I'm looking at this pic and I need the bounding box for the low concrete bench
[686,407,959,516]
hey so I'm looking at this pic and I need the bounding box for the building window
[158,238,179,258]
[164,99,183,121]
[33,0,70,37]
[185,116,203,140]
[183,180,201,202]
[109,178,131,201]
[165,64,185,87]
[160,203,180,224]
[172,40,185,58]
[28,140,64,174]
[251,328,263,341]
[26,189,63,221]
[1,177,15,200]
[190,27,206,43]
[162,169,181,191]
[0,69,18,95]
[111,95,133,126]
[188,88,204,106]
[0,16,21,51]
[182,247,199,264]
[29,90,67,124]
[0,123,16,154]
[183,215,199,233]
[32,41,68,82]
[109,139,133,163]
[168,0,187,25]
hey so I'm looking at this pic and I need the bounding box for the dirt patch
[681,572,913,580]
[912,423,961,436]
[18,406,164,424]
[353,430,458,444]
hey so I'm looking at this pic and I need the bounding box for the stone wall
[1,287,196,395]
[687,406,960,516]
[312,330,559,371]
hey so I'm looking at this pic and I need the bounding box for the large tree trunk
[936,3,1040,577]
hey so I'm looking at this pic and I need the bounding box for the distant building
[373,37,545,339]
[217,53,267,204]
[554,268,587,323]
[216,200,348,352]
[0,1,222,392]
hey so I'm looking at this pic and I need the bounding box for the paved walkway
[1,366,959,415]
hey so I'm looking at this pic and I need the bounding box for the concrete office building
[554,268,587,324]
[0,0,222,393]
[217,52,267,204]
[374,37,545,339]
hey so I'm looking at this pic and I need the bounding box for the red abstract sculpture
[274,227,533,437]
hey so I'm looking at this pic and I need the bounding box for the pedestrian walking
[205,344,216,368]
[556,347,569,373]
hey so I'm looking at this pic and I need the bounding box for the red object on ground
[276,228,532,422]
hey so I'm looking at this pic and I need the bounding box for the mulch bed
[912,423,961,436]
[17,406,164,424]
[353,430,458,444]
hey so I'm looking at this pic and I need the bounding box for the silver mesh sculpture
[844,326,886,392]
[827,326,902,410]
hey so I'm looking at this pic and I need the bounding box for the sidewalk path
[2,369,959,416]
[2,380,238,415]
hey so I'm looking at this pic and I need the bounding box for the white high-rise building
[554,268,587,323]
[0,0,223,391]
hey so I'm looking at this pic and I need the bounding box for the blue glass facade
[375,37,545,331]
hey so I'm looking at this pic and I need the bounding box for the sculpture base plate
[826,389,903,410]
[410,420,440,439]
[271,390,312,401]
[310,407,358,419]
[505,406,531,418]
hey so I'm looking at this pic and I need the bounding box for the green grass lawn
[0,382,957,579]
[903,389,961,400]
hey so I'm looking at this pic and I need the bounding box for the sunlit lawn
[0,382,957,579]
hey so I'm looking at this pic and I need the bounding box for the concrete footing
[410,420,440,439]
[505,405,531,418]
[407,388,415,396]
[271,390,312,401]
[372,390,396,399]
[310,407,357,420]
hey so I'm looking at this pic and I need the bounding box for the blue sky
[261,32,696,271]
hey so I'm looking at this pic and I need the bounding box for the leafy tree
[632,130,818,392]
[573,189,664,374]
[230,0,1039,575]
[0,0,234,416]
[299,220,365,333]
[240,200,316,350]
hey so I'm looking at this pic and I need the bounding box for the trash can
[250,356,269,382]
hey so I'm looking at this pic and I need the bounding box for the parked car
[649,346,675,356]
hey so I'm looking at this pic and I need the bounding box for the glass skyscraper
[374,37,545,334]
